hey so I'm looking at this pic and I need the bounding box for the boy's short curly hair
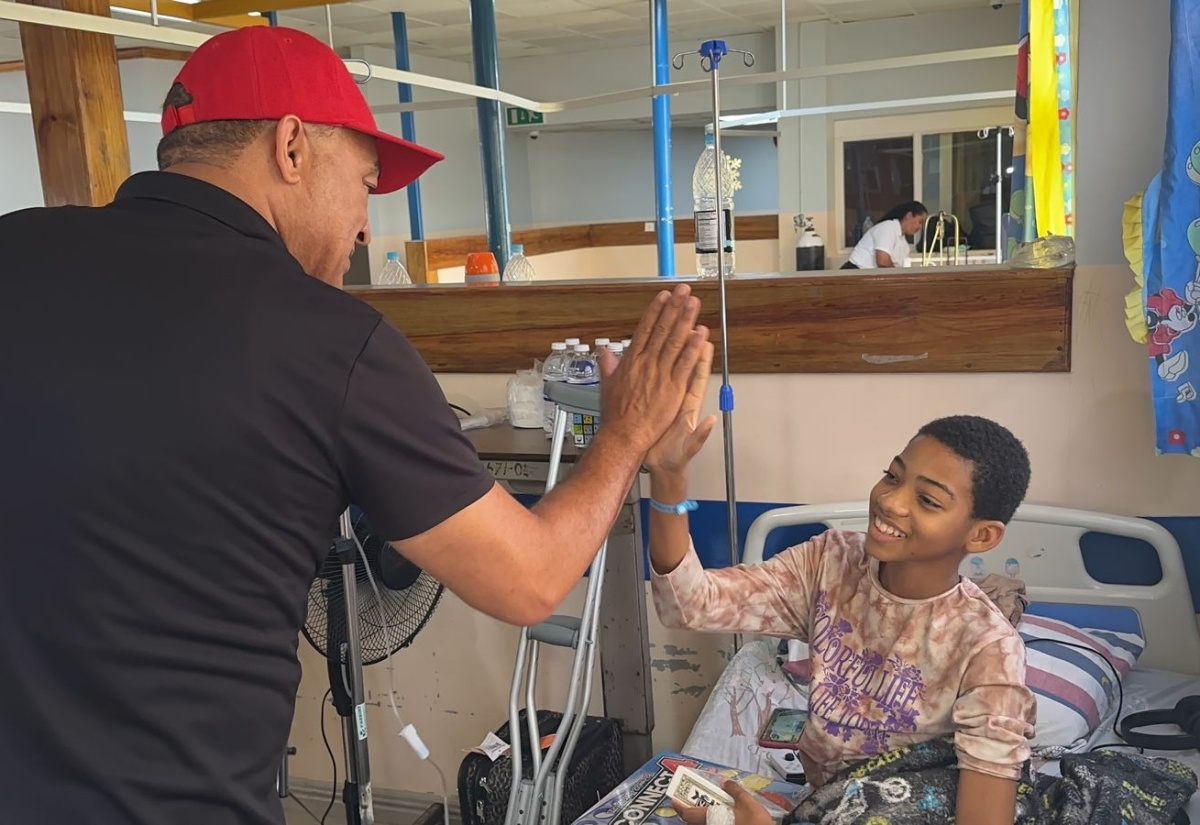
[916,415,1031,524]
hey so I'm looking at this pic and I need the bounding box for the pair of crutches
[504,382,607,825]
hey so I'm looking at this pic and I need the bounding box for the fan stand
[328,508,376,825]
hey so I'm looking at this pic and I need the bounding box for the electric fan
[300,506,444,825]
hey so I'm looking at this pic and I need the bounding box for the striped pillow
[1018,614,1145,755]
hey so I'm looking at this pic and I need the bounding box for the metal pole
[702,41,739,582]
[265,10,277,24]
[392,12,425,240]
[994,127,1003,263]
[337,509,374,825]
[650,0,675,278]
[468,0,513,273]
[675,40,750,653]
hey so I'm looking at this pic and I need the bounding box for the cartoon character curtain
[1006,0,1076,253]
[1124,0,1200,457]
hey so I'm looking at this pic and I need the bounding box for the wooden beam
[0,45,191,74]
[191,0,352,19]
[19,0,131,207]
[404,241,436,284]
[350,267,1074,375]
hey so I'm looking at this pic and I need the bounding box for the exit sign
[506,107,545,127]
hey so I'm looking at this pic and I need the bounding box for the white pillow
[1018,614,1144,756]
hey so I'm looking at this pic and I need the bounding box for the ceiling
[0,0,990,63]
[277,0,990,60]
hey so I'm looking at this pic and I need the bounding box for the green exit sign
[506,107,545,127]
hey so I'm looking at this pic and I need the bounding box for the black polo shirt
[0,172,494,825]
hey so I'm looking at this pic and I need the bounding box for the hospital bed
[678,502,1200,819]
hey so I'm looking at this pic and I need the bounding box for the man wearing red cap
[0,26,710,825]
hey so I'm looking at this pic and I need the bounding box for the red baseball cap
[162,26,443,195]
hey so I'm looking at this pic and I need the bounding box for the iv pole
[978,125,1015,263]
[674,41,754,652]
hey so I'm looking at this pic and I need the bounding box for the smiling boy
[645,350,1036,824]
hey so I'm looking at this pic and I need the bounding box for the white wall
[499,32,778,127]
[824,7,1019,107]
[778,4,1020,245]
[1074,0,1170,266]
[525,129,778,225]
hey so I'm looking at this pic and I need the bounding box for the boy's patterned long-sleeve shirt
[651,529,1036,786]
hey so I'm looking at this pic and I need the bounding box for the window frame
[832,106,1014,254]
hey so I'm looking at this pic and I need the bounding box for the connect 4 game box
[571,411,599,447]
[570,752,808,825]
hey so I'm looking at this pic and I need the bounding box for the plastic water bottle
[378,251,411,285]
[564,337,581,348]
[564,344,600,447]
[621,338,632,349]
[593,338,610,355]
[608,342,624,361]
[692,133,736,278]
[541,342,569,433]
[503,243,536,282]
[564,344,599,385]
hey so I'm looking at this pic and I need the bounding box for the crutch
[505,381,608,825]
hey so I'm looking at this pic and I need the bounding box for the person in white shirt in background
[842,200,928,269]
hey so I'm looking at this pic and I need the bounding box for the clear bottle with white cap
[541,342,570,432]
[564,344,599,385]
[503,243,536,282]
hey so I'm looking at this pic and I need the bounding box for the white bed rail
[743,502,1200,675]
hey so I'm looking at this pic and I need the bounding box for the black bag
[458,710,624,825]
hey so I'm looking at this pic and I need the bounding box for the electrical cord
[319,688,338,825]
[1023,637,1140,754]
[288,791,324,825]
[350,526,452,825]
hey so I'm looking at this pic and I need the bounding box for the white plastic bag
[507,361,544,428]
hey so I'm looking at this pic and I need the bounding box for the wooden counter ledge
[350,266,1073,375]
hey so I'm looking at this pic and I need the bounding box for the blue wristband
[649,498,699,515]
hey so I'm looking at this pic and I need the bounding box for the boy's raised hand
[643,339,717,476]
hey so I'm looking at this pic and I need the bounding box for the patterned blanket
[785,737,1197,824]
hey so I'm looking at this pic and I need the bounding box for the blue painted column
[391,13,425,240]
[651,0,675,277]
[468,0,512,272]
[265,11,277,25]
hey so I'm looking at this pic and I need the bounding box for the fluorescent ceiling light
[719,91,1016,129]
[112,6,192,24]
[0,100,159,123]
